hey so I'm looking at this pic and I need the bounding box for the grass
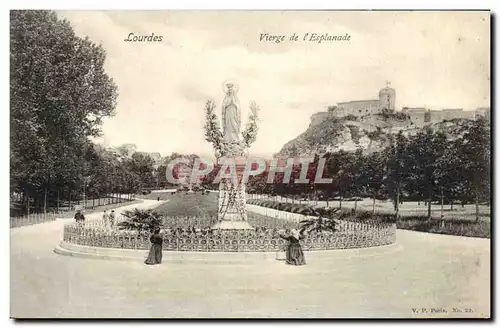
[247,197,490,239]
[149,193,490,238]
[397,216,490,239]
[152,193,299,230]
[154,193,218,217]
[248,195,491,222]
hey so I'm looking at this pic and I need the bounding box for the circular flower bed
[63,216,396,252]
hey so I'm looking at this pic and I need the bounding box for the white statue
[221,82,241,143]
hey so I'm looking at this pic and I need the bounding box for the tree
[404,128,448,218]
[435,138,468,210]
[299,208,346,234]
[125,153,156,189]
[10,10,118,214]
[384,131,408,217]
[324,151,352,208]
[118,209,163,232]
[359,151,387,214]
[455,117,490,221]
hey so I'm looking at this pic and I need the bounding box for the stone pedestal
[212,156,254,230]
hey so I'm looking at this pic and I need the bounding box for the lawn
[154,193,218,217]
[247,196,491,238]
[248,195,491,222]
[152,193,298,230]
[150,193,490,238]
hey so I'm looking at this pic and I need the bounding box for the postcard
[10,10,491,319]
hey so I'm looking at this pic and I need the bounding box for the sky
[57,11,490,157]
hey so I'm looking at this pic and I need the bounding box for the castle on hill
[310,83,489,128]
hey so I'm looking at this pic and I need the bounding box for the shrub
[397,216,490,238]
[247,198,398,224]
[300,208,346,234]
[118,209,163,232]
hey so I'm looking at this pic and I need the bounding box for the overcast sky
[57,11,490,157]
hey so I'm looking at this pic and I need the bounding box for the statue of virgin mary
[221,82,241,143]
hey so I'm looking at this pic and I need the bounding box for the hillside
[276,116,473,157]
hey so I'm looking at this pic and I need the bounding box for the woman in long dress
[145,227,163,265]
[279,228,306,266]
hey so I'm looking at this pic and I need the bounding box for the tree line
[202,118,490,221]
[10,11,156,215]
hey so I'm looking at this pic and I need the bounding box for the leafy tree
[384,131,409,217]
[359,151,387,214]
[454,117,490,221]
[325,151,353,208]
[404,128,448,218]
[125,153,156,189]
[10,10,117,214]
[118,209,163,232]
[299,207,345,234]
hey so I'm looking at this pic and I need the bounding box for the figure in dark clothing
[74,209,85,224]
[145,227,163,265]
[279,228,306,266]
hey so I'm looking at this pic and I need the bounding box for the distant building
[310,112,330,126]
[330,82,396,118]
[474,107,490,120]
[121,144,137,158]
[310,82,396,126]
[335,99,382,116]
[309,83,488,128]
[403,107,429,126]
[379,84,396,110]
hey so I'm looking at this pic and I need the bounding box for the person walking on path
[145,227,163,265]
[74,209,85,225]
[278,228,306,266]
[102,210,110,229]
[109,210,115,228]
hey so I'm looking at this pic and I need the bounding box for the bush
[397,216,490,238]
[118,209,163,232]
[246,199,397,224]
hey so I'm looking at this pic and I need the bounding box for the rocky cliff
[276,116,472,157]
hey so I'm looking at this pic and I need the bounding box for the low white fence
[247,194,322,205]
[150,189,178,193]
[246,204,312,224]
[10,212,57,228]
[246,203,375,232]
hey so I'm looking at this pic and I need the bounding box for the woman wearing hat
[278,228,306,266]
[145,227,163,265]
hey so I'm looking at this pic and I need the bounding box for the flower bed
[246,199,397,224]
[160,215,299,230]
[62,214,396,252]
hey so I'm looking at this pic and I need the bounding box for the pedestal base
[215,158,252,230]
[211,221,254,230]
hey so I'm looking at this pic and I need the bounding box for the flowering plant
[241,101,259,148]
[203,100,225,158]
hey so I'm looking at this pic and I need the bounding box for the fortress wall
[337,100,381,116]
[310,112,330,126]
[408,111,427,126]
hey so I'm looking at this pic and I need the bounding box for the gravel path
[10,200,490,318]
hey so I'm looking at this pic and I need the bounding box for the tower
[379,81,396,111]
